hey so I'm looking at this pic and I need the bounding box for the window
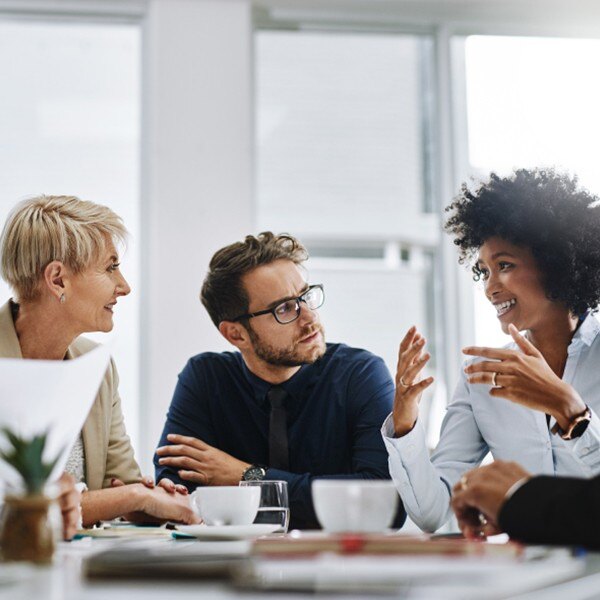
[462,35,600,348]
[256,29,444,434]
[0,19,141,450]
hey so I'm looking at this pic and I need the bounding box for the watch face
[243,466,265,481]
[570,417,591,439]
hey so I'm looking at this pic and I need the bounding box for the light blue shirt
[382,314,600,532]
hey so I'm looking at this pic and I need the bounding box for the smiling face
[65,239,131,334]
[241,259,326,368]
[477,237,570,335]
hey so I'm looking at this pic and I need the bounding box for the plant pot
[0,494,54,563]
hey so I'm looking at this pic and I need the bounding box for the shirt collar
[570,312,600,349]
[240,358,271,404]
[240,348,326,407]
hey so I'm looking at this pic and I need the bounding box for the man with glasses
[154,232,405,529]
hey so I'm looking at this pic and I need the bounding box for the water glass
[239,480,289,533]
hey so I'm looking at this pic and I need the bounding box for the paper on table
[0,343,111,488]
[240,552,584,597]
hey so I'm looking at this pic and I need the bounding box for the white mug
[311,480,398,532]
[190,486,260,526]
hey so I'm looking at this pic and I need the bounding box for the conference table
[0,531,599,600]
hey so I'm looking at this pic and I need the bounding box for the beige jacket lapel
[67,342,107,491]
[0,299,140,491]
[1,300,105,490]
[0,300,23,358]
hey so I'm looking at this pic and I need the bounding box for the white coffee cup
[190,486,261,526]
[311,480,398,532]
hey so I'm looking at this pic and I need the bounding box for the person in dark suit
[451,460,600,549]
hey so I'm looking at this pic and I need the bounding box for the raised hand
[392,326,434,437]
[463,324,586,431]
[156,434,251,486]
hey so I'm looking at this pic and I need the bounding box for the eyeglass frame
[231,284,325,325]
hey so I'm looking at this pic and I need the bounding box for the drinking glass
[239,480,289,533]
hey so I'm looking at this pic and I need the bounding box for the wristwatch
[551,405,592,440]
[241,464,267,481]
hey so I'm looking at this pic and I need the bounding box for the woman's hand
[463,324,586,430]
[392,326,434,437]
[157,478,189,495]
[57,473,81,540]
[112,475,153,489]
[125,485,200,524]
[111,476,188,495]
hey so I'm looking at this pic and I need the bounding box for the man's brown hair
[201,232,308,327]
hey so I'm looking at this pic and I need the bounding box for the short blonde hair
[0,195,127,302]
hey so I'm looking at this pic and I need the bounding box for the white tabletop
[0,535,597,600]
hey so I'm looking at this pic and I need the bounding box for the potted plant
[0,428,61,563]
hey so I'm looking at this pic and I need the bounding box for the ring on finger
[460,475,468,491]
[491,371,498,387]
[399,376,411,388]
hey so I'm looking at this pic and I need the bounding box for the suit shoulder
[183,350,243,375]
[325,342,385,366]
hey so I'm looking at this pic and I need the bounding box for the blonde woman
[0,195,198,527]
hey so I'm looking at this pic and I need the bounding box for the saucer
[174,523,280,540]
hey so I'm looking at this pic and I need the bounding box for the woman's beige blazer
[0,300,141,490]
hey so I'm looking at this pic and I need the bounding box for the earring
[59,293,65,304]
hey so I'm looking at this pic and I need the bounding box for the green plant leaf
[0,428,64,495]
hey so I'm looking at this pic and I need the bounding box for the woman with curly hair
[382,168,600,533]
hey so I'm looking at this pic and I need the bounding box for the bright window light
[464,35,600,347]
[0,20,141,451]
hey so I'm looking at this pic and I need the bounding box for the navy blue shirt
[154,343,406,529]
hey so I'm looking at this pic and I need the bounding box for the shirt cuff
[381,412,419,439]
[75,482,88,530]
[381,412,396,438]
[381,413,427,465]
[503,476,530,504]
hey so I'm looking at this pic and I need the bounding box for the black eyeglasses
[233,284,325,325]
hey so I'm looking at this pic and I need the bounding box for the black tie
[268,386,289,470]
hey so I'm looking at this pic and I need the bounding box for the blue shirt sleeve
[154,358,216,487]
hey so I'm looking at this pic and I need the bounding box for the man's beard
[247,324,326,367]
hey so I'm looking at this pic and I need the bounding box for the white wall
[140,0,254,472]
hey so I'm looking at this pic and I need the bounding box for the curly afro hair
[444,168,600,316]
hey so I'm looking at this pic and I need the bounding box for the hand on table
[392,326,434,437]
[57,473,81,540]
[156,434,250,486]
[463,324,586,431]
[124,485,200,524]
[111,475,188,495]
[451,461,531,540]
